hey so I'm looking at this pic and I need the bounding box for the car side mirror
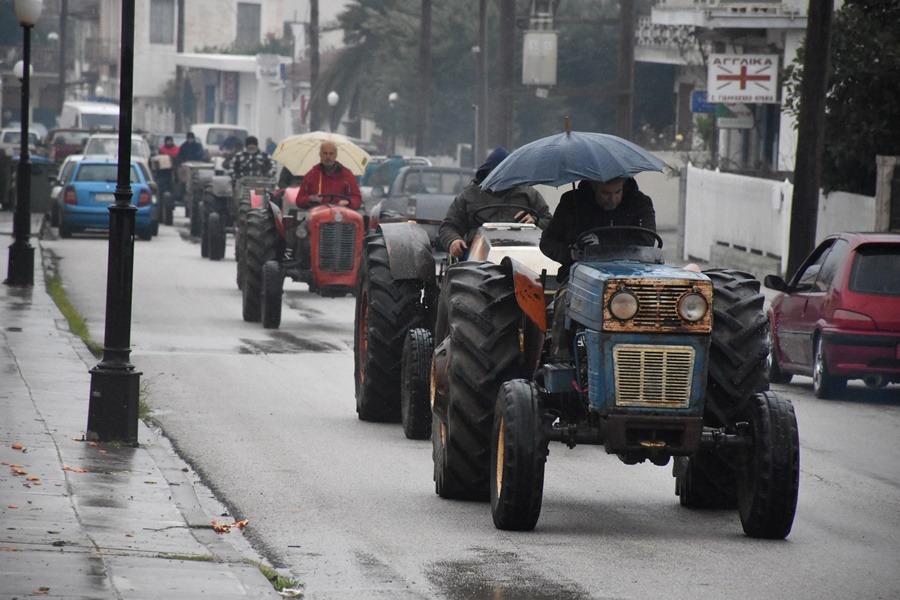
[370,186,384,199]
[763,275,786,292]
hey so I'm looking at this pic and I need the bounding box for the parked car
[56,156,155,240]
[189,124,248,158]
[367,165,474,258]
[359,155,433,212]
[0,128,40,157]
[82,133,152,164]
[44,128,91,164]
[764,232,900,398]
[48,154,88,227]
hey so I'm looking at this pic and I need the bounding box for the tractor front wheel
[736,391,799,539]
[261,260,283,329]
[491,379,547,531]
[208,210,226,261]
[401,328,433,440]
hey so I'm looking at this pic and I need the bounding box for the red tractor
[240,186,366,328]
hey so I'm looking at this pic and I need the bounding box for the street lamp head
[47,31,59,42]
[388,92,398,106]
[13,60,32,80]
[327,91,339,107]
[15,0,44,26]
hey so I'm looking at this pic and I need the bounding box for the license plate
[95,193,115,202]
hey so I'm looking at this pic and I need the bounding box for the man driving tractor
[295,141,362,209]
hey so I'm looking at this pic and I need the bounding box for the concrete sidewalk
[0,212,283,599]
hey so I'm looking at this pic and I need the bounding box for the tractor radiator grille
[630,283,693,328]
[603,280,713,333]
[318,222,357,272]
[613,344,694,408]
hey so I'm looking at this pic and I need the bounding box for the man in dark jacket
[539,177,656,271]
[439,146,551,258]
[226,135,273,182]
[175,132,206,164]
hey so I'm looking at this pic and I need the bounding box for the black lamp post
[5,0,43,287]
[388,92,398,155]
[87,0,141,444]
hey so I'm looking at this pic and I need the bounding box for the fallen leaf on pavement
[279,589,303,598]
[0,547,20,552]
[12,468,27,476]
[11,443,23,450]
[34,587,50,595]
[8,505,19,509]
[26,476,39,482]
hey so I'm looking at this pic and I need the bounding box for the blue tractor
[429,226,799,539]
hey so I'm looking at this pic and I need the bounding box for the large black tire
[812,336,846,399]
[242,209,277,323]
[208,211,226,261]
[676,270,769,506]
[200,204,210,258]
[491,380,547,531]
[705,269,770,424]
[401,328,433,440]
[354,233,427,422]
[163,192,174,225]
[673,452,738,509]
[432,262,525,501]
[190,196,202,237]
[261,260,283,329]
[235,202,249,290]
[737,391,800,539]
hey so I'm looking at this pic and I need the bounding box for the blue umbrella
[480,131,669,191]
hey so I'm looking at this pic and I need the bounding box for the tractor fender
[207,174,232,198]
[268,200,286,238]
[501,256,548,377]
[378,222,436,283]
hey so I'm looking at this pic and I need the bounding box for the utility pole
[309,0,320,132]
[416,0,432,154]
[57,0,67,113]
[497,0,515,149]
[174,0,184,131]
[614,0,635,140]
[475,0,488,161]
[787,0,833,277]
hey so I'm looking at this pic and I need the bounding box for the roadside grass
[257,563,302,594]
[42,253,103,358]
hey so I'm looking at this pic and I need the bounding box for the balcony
[652,0,807,29]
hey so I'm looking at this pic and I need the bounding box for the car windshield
[75,164,140,184]
[81,114,119,129]
[2,131,39,144]
[849,243,900,296]
[84,138,149,160]
[53,131,89,145]
[402,171,470,195]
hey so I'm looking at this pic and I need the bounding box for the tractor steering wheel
[575,225,663,249]
[469,203,540,227]
[309,193,352,207]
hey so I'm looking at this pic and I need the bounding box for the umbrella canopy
[271,131,372,176]
[480,131,669,191]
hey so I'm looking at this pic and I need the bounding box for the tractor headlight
[678,292,708,322]
[609,291,639,320]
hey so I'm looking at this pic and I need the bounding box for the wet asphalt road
[40,213,900,600]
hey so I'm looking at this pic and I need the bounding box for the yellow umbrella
[271,131,372,176]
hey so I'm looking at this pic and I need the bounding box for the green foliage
[324,0,675,154]
[783,0,900,195]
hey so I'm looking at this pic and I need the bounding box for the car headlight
[678,292,708,322]
[609,291,639,320]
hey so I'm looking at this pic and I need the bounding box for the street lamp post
[5,0,43,287]
[388,92,398,155]
[326,90,339,133]
[87,0,141,443]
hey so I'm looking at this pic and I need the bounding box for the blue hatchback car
[58,157,155,240]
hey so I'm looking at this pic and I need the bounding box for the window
[813,239,849,292]
[150,0,175,45]
[236,3,261,48]
[792,239,833,292]
[850,243,900,296]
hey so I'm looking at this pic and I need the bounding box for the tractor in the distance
[240,187,365,327]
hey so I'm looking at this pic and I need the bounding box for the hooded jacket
[438,147,552,250]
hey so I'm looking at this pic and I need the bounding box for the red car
[764,232,900,398]
[45,128,91,164]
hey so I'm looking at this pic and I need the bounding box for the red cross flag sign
[707,54,779,103]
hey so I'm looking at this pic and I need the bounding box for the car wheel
[812,336,846,399]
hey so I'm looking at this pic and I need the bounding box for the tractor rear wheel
[200,202,210,258]
[261,260,283,329]
[208,210,226,261]
[491,379,547,531]
[242,209,276,323]
[737,391,799,539]
[354,233,427,422]
[674,269,769,507]
[401,328,433,440]
[432,262,525,501]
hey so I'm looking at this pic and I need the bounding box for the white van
[58,101,120,130]
[189,123,248,158]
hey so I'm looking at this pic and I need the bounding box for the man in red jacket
[296,141,362,209]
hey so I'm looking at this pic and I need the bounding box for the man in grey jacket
[438,146,552,258]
